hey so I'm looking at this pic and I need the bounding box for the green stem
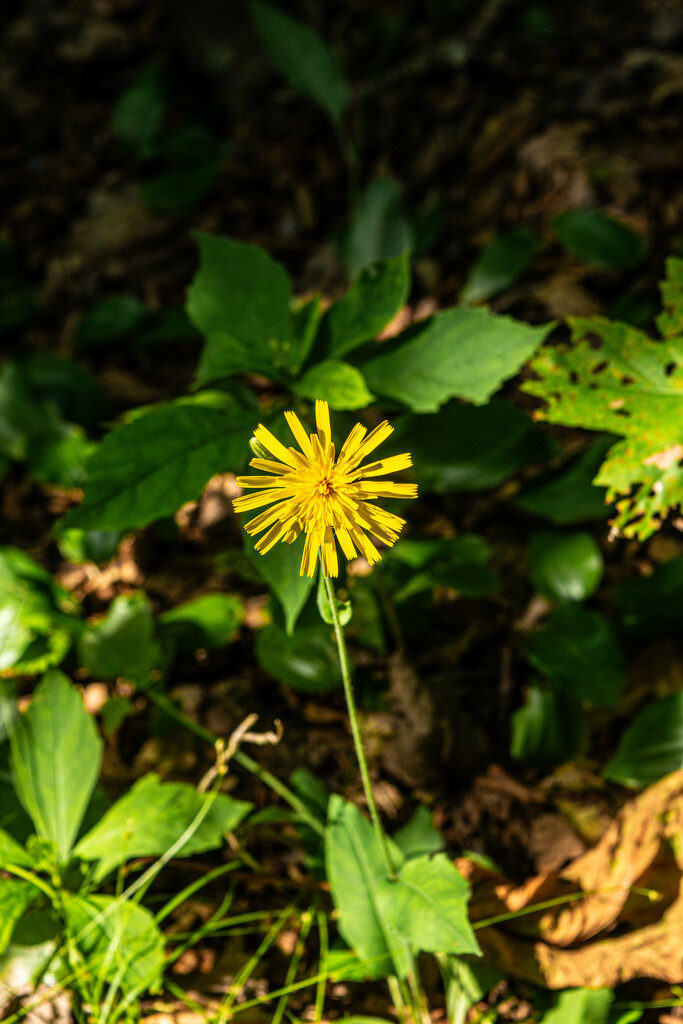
[146,691,324,838]
[322,569,396,880]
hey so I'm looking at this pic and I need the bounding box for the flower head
[233,400,417,577]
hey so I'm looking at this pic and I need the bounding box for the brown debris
[458,770,683,987]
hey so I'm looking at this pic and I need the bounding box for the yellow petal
[335,525,357,561]
[300,529,321,577]
[338,422,367,463]
[360,453,413,477]
[285,411,317,462]
[244,498,296,535]
[248,458,291,475]
[315,399,332,453]
[233,488,293,513]
[321,526,339,577]
[236,475,288,489]
[255,517,297,554]
[253,424,300,468]
[357,481,418,499]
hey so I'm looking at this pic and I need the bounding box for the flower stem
[322,571,396,880]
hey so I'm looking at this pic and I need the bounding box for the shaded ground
[4,0,683,1020]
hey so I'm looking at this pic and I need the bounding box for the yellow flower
[233,400,417,578]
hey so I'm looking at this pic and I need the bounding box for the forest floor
[3,0,683,1021]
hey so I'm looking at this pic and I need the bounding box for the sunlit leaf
[362,307,552,412]
[529,530,604,601]
[603,693,683,788]
[8,671,102,864]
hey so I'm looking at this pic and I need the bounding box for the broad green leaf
[523,269,683,538]
[75,773,251,880]
[510,685,583,765]
[460,228,540,304]
[385,536,498,602]
[603,693,683,787]
[524,603,624,707]
[553,208,645,269]
[379,854,480,957]
[245,531,315,635]
[26,423,95,489]
[112,67,164,160]
[0,547,78,676]
[188,234,295,384]
[614,557,683,635]
[79,592,161,687]
[326,946,390,982]
[0,907,59,991]
[345,179,414,277]
[295,359,374,410]
[61,401,253,532]
[9,671,102,864]
[249,0,349,127]
[529,530,603,601]
[159,593,245,650]
[393,805,444,860]
[396,399,550,493]
[538,986,613,1024]
[362,307,552,412]
[325,796,401,976]
[0,828,35,869]
[323,253,410,358]
[513,437,614,523]
[255,621,341,691]
[0,880,38,957]
[65,895,164,997]
[74,296,147,347]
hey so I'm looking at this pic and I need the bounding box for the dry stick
[146,690,324,837]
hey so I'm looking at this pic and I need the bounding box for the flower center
[316,476,333,497]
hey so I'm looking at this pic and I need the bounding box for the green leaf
[74,296,147,347]
[65,895,164,997]
[325,796,401,976]
[245,531,315,635]
[79,593,161,687]
[345,179,414,277]
[460,228,540,304]
[380,854,480,957]
[0,879,38,957]
[133,308,200,347]
[538,987,613,1024]
[291,294,323,374]
[522,294,683,539]
[603,693,683,788]
[74,773,251,880]
[524,603,624,707]
[393,805,444,860]
[0,360,61,462]
[61,401,253,532]
[158,593,245,650]
[249,0,348,127]
[323,253,410,358]
[396,399,551,493]
[0,547,78,676]
[317,573,352,627]
[529,530,603,601]
[188,234,295,384]
[21,352,109,429]
[615,557,683,635]
[362,307,553,412]
[513,437,614,523]
[295,359,374,410]
[385,536,498,601]
[141,156,220,211]
[56,528,123,566]
[112,67,164,160]
[26,423,96,488]
[255,621,342,691]
[553,208,645,269]
[0,827,35,868]
[8,671,102,864]
[510,684,584,765]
